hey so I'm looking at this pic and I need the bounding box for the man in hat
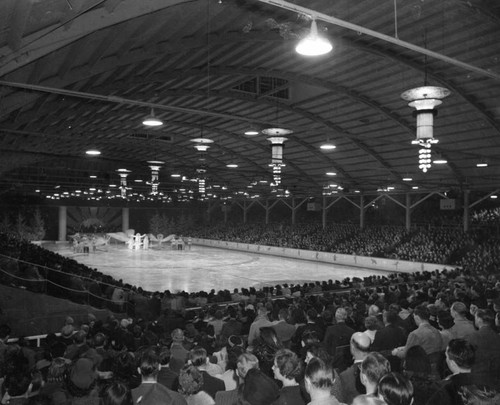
[449,301,475,339]
[132,350,187,405]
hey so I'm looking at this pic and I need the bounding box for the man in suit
[426,339,500,405]
[323,308,355,357]
[370,310,407,356]
[272,308,297,348]
[190,347,225,400]
[337,332,371,404]
[132,349,187,405]
[467,308,500,376]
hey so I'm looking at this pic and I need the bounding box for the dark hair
[360,352,391,385]
[258,327,282,349]
[475,309,495,326]
[404,345,431,374]
[102,381,133,405]
[305,357,334,390]
[378,372,414,405]
[385,311,399,325]
[447,339,475,369]
[179,364,204,396]
[301,330,320,346]
[138,350,159,377]
[438,310,454,330]
[304,343,331,364]
[413,305,430,321]
[274,349,302,381]
[190,347,207,367]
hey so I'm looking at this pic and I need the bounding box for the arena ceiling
[0,0,499,203]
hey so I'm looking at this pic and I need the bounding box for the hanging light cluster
[147,161,164,195]
[116,169,131,199]
[266,135,289,186]
[401,86,451,173]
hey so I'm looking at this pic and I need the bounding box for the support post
[463,190,470,232]
[360,194,365,230]
[58,206,67,242]
[322,196,327,229]
[122,207,129,232]
[265,200,270,225]
[405,193,411,231]
[291,198,296,225]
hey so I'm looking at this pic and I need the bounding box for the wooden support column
[359,194,365,230]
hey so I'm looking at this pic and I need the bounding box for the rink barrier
[192,238,455,274]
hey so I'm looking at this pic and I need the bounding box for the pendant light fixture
[142,108,163,126]
[296,19,333,56]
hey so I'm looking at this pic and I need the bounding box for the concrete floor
[49,243,392,293]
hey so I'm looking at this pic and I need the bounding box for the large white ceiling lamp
[142,108,163,126]
[401,86,450,173]
[147,160,164,195]
[296,19,332,56]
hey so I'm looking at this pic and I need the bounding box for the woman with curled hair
[101,381,132,405]
[304,357,341,405]
[178,364,214,405]
[272,349,306,405]
[377,372,414,405]
[252,327,283,377]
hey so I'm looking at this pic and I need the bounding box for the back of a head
[139,350,160,378]
[447,339,476,370]
[351,332,371,356]
[451,301,468,317]
[438,310,454,330]
[413,305,430,321]
[361,352,391,386]
[190,346,207,367]
[274,349,302,381]
[239,368,279,405]
[237,353,259,378]
[378,372,414,405]
[384,310,399,325]
[179,364,204,396]
[304,357,334,391]
[364,316,379,331]
[475,309,494,326]
[102,381,132,405]
[404,345,431,374]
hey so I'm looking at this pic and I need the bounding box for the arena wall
[193,238,455,275]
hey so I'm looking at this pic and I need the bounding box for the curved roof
[0,0,499,201]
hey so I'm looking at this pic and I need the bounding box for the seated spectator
[66,358,100,405]
[303,357,341,405]
[360,352,391,396]
[377,372,414,405]
[272,309,296,349]
[392,305,442,359]
[132,349,186,405]
[214,352,258,405]
[426,339,500,405]
[237,368,279,405]
[189,347,224,400]
[338,332,371,403]
[362,316,380,345]
[178,364,215,405]
[170,329,190,374]
[467,308,500,376]
[101,381,132,405]
[158,346,179,391]
[402,346,440,405]
[449,302,475,340]
[370,310,406,356]
[272,349,305,405]
[323,308,355,358]
[251,327,283,377]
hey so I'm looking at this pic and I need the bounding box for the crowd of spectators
[1,268,500,404]
[1,220,500,404]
